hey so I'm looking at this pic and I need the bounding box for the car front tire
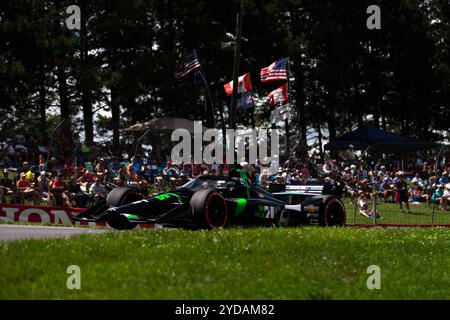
[190,189,228,229]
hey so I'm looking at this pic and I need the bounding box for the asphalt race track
[0,224,109,241]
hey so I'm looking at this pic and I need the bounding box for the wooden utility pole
[285,119,290,159]
[229,12,243,130]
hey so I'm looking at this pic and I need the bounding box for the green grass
[343,198,450,225]
[1,227,450,299]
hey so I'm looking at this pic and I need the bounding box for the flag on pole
[223,73,252,96]
[267,83,288,106]
[237,91,255,110]
[175,50,201,79]
[191,68,208,87]
[271,104,291,124]
[260,58,288,83]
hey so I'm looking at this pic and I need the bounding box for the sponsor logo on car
[303,204,320,213]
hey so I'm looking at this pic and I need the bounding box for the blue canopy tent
[324,126,437,153]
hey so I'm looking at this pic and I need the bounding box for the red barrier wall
[0,203,153,228]
[0,203,106,227]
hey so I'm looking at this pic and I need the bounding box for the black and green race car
[72,170,287,230]
[72,169,346,230]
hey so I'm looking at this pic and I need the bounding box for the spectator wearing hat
[431,183,446,211]
[16,172,40,204]
[330,159,339,172]
[163,161,180,186]
[379,175,394,203]
[358,179,378,213]
[78,169,95,192]
[438,171,449,185]
[393,171,401,185]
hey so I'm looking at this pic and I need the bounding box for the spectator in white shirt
[411,173,423,187]
[89,175,107,201]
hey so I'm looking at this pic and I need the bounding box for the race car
[271,184,346,226]
[72,170,346,230]
[72,170,287,230]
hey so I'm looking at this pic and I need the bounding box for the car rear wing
[285,185,324,195]
[270,184,343,197]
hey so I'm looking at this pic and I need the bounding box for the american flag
[175,51,201,79]
[260,58,288,83]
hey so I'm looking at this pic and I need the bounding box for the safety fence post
[373,199,377,225]
[372,183,377,225]
[432,199,436,225]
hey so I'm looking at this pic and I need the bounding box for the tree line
[1,0,449,158]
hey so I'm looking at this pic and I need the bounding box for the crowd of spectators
[2,132,450,219]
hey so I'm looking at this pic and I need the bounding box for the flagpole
[285,58,291,161]
[204,83,217,128]
[194,49,216,127]
[229,12,243,130]
[246,73,256,129]
[194,51,226,169]
[194,50,216,128]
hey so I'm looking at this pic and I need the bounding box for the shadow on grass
[404,211,431,216]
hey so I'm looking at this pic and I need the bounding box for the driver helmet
[228,164,243,179]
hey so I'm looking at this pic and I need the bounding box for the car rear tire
[190,190,228,229]
[106,187,142,206]
[319,197,346,227]
[106,188,142,230]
